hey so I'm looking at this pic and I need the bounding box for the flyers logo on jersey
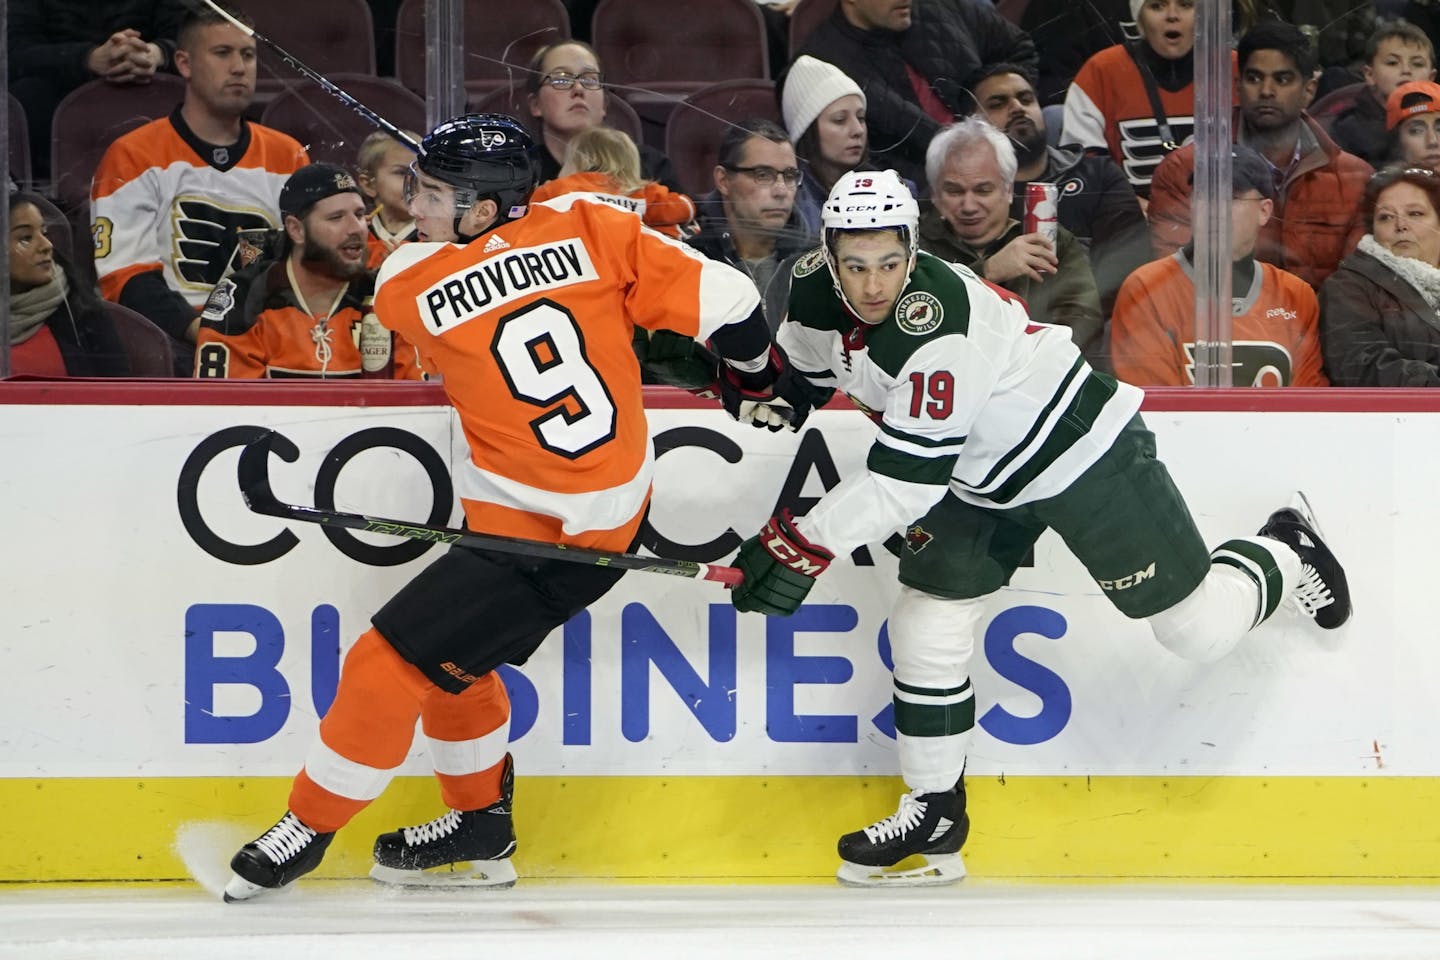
[1116,116,1196,185]
[419,237,601,333]
[171,197,274,289]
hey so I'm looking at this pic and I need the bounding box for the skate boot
[836,781,969,887]
[223,811,334,903]
[370,753,517,888]
[1258,491,1352,629]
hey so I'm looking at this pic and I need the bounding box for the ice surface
[2,881,1439,960]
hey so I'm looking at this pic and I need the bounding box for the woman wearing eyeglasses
[1319,165,1440,385]
[524,41,681,191]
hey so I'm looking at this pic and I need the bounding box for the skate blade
[837,853,966,888]
[369,858,517,889]
[222,873,274,903]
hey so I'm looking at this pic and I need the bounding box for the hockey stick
[238,431,744,586]
[198,0,422,153]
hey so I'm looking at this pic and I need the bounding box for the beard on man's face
[301,234,368,281]
[1006,119,1048,169]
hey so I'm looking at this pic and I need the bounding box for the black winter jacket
[1012,145,1152,319]
[795,0,1037,186]
[1319,239,1440,386]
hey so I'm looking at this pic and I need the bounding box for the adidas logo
[928,817,953,842]
[483,234,510,253]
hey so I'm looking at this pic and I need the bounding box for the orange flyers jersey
[373,193,761,551]
[365,209,417,269]
[530,173,697,238]
[1063,46,1236,190]
[91,109,309,308]
[1111,253,1328,387]
[195,259,428,380]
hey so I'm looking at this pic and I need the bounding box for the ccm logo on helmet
[843,204,879,212]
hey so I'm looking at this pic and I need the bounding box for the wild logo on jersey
[1116,116,1196,185]
[1183,340,1294,387]
[170,197,274,291]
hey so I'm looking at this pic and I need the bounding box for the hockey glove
[717,347,822,432]
[633,328,719,390]
[730,510,833,616]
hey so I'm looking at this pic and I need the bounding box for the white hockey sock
[1149,536,1301,662]
[888,585,986,793]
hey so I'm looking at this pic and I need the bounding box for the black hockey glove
[717,347,822,432]
[633,328,719,390]
[730,510,833,616]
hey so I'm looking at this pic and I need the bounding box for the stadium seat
[103,302,176,378]
[788,0,838,60]
[592,0,768,147]
[664,79,781,198]
[231,0,377,99]
[467,86,644,150]
[8,93,31,193]
[261,75,426,168]
[50,75,188,215]
[394,0,570,99]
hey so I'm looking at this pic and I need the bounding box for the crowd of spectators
[6,0,1440,388]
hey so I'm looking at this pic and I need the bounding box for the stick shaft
[238,432,742,586]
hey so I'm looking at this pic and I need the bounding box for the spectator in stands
[919,117,1106,368]
[8,0,188,181]
[356,130,418,269]
[689,119,811,330]
[782,56,869,236]
[1298,0,1377,95]
[1386,80,1440,172]
[794,0,1037,188]
[1319,165,1440,386]
[530,127,697,239]
[193,164,425,380]
[1112,145,1327,387]
[1063,0,1216,198]
[7,192,127,377]
[91,6,309,377]
[966,63,1152,322]
[1149,21,1373,290]
[524,41,681,191]
[1329,22,1435,168]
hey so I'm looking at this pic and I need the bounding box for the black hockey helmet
[409,113,540,237]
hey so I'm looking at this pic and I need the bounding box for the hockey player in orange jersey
[222,114,818,902]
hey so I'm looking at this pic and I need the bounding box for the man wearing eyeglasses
[689,118,814,330]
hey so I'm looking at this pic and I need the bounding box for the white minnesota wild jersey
[779,249,1143,521]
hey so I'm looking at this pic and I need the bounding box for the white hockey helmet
[820,170,920,314]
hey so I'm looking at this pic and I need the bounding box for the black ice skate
[223,811,334,903]
[1258,491,1352,629]
[370,753,517,888]
[836,782,969,887]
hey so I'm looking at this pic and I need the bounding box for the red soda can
[1023,182,1059,247]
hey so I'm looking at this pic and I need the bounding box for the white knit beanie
[782,56,866,144]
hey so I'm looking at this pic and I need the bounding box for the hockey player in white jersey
[728,170,1352,887]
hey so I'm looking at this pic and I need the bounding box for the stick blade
[237,430,288,517]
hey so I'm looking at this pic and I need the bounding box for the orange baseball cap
[1386,80,1440,131]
